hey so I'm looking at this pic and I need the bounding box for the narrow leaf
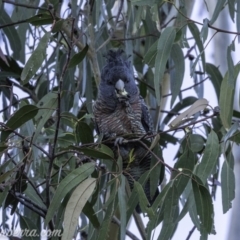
[68,45,89,68]
[219,63,240,128]
[227,41,235,87]
[158,184,179,240]
[163,96,197,126]
[221,161,235,213]
[97,184,118,240]
[189,134,205,153]
[27,12,53,26]
[34,92,58,142]
[170,44,185,106]
[19,216,38,240]
[45,162,95,225]
[205,63,223,100]
[62,178,96,240]
[82,201,100,228]
[188,23,206,73]
[200,18,209,43]
[0,7,21,60]
[195,130,219,183]
[228,0,235,21]
[1,105,39,142]
[75,121,93,144]
[209,0,226,25]
[169,98,208,128]
[118,176,127,240]
[237,0,240,42]
[21,32,51,84]
[52,19,65,33]
[67,145,114,159]
[192,176,214,233]
[131,0,156,7]
[143,40,158,68]
[154,27,176,105]
[134,181,155,219]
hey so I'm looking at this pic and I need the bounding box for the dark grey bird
[93,49,159,213]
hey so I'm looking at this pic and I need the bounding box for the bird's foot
[114,137,128,146]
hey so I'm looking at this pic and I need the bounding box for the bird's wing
[140,96,154,133]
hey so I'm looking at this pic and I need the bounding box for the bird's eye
[107,80,113,85]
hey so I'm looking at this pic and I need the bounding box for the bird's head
[99,49,138,103]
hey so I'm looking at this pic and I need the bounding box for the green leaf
[143,40,158,68]
[68,45,89,68]
[192,176,214,233]
[206,63,223,100]
[34,92,58,142]
[27,12,53,26]
[127,171,151,219]
[219,63,240,128]
[189,134,205,153]
[21,32,51,84]
[221,160,235,213]
[171,148,195,196]
[150,145,164,198]
[1,105,39,142]
[227,41,235,87]
[75,121,93,144]
[97,183,118,240]
[169,98,208,128]
[0,7,21,60]
[45,162,95,225]
[209,0,226,25]
[24,184,46,209]
[228,0,235,21]
[170,44,185,107]
[62,178,96,240]
[154,27,176,105]
[158,184,179,240]
[188,23,205,73]
[200,18,209,43]
[118,176,127,240]
[237,0,240,42]
[134,181,155,219]
[163,96,198,126]
[0,167,16,184]
[20,215,38,240]
[130,0,156,7]
[82,201,100,228]
[195,130,219,183]
[67,144,114,159]
[51,19,65,33]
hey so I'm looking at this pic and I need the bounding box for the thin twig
[0,122,51,159]
[0,97,31,114]
[162,76,209,98]
[2,0,47,10]
[96,0,125,51]
[10,191,46,218]
[46,16,75,209]
[112,215,140,240]
[14,191,47,213]
[112,33,158,41]
[168,0,240,36]
[185,226,196,240]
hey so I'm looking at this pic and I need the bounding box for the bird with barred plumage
[93,49,159,213]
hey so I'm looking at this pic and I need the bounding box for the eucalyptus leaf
[21,32,51,84]
[154,27,176,105]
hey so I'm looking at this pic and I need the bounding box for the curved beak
[115,79,128,96]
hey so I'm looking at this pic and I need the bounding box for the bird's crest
[103,49,131,69]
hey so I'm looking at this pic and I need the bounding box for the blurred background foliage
[0,0,240,239]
